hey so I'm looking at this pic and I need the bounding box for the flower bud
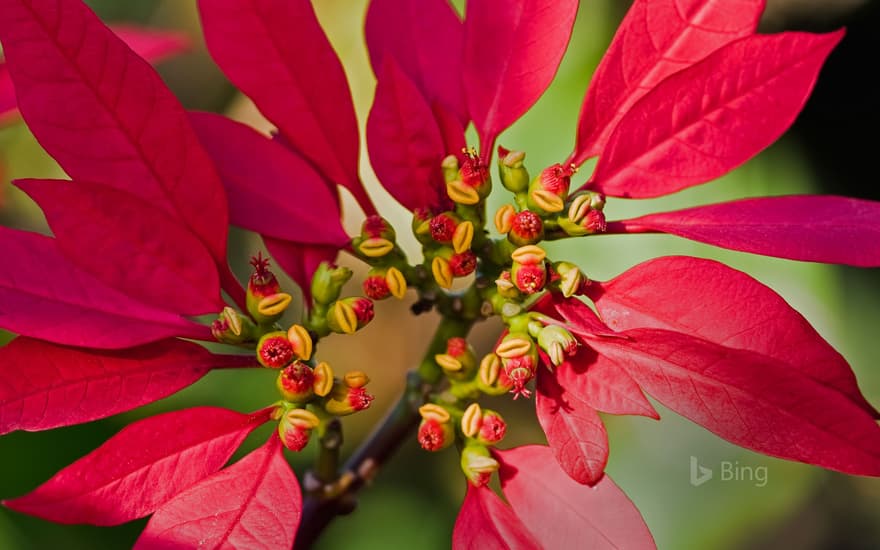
[527,163,575,214]
[501,355,537,399]
[312,361,334,397]
[311,262,353,306]
[448,250,477,278]
[257,331,295,368]
[412,207,435,245]
[508,210,544,246]
[429,211,460,244]
[461,443,499,487]
[247,254,289,324]
[477,410,507,445]
[497,146,529,193]
[477,353,514,396]
[494,271,520,299]
[361,214,396,242]
[211,306,255,345]
[549,261,585,298]
[324,382,375,416]
[559,191,607,236]
[511,259,547,295]
[537,324,578,366]
[362,266,407,301]
[459,148,491,199]
[436,337,477,380]
[418,404,454,452]
[494,204,516,234]
[327,297,374,334]
[278,408,320,451]
[277,362,315,402]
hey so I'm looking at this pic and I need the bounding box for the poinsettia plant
[1,0,879,547]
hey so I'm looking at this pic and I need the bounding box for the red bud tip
[479,413,507,444]
[429,213,458,243]
[539,163,574,195]
[497,145,510,158]
[278,363,316,402]
[418,418,451,451]
[363,275,391,300]
[257,334,294,368]
[460,149,489,189]
[349,387,375,412]
[584,209,607,233]
[449,251,477,277]
[248,252,280,297]
[351,297,375,325]
[514,263,547,294]
[510,210,544,245]
[282,426,311,451]
[446,337,468,358]
[362,215,395,240]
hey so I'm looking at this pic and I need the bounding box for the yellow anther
[432,256,454,289]
[220,306,242,336]
[495,336,532,358]
[531,188,565,213]
[494,204,516,234]
[465,454,499,474]
[452,221,475,254]
[284,408,321,430]
[344,370,370,389]
[287,324,313,361]
[385,266,407,299]
[257,292,292,317]
[559,268,583,298]
[435,353,463,372]
[511,244,546,265]
[567,193,592,223]
[419,403,451,423]
[446,180,480,205]
[478,353,502,386]
[442,154,460,183]
[461,403,483,438]
[332,301,358,334]
[313,362,334,397]
[495,277,515,291]
[358,237,395,258]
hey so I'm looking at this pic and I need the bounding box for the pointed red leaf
[0,227,208,349]
[366,0,466,124]
[452,483,540,550]
[263,237,339,305]
[108,25,189,65]
[367,58,447,212]
[463,0,578,156]
[0,337,253,435]
[587,329,880,476]
[555,348,659,419]
[17,179,223,316]
[588,31,843,198]
[135,435,300,550]
[585,255,878,417]
[497,445,656,550]
[570,0,764,164]
[0,0,229,264]
[197,0,374,215]
[536,368,609,485]
[189,112,348,247]
[0,63,17,123]
[544,294,623,340]
[608,196,880,266]
[4,407,271,525]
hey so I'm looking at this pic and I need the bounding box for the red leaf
[4,407,271,525]
[189,112,348,247]
[108,25,189,65]
[0,63,17,124]
[452,483,540,550]
[463,0,578,156]
[586,329,880,476]
[497,445,656,550]
[0,227,209,349]
[366,0,467,124]
[586,255,879,416]
[536,368,609,485]
[0,338,253,435]
[135,435,300,550]
[555,348,659,419]
[367,58,447,212]
[263,237,339,305]
[570,0,764,164]
[17,179,223,316]
[197,0,374,215]
[588,31,843,198]
[607,196,880,267]
[0,0,230,264]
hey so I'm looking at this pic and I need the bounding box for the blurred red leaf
[4,407,271,524]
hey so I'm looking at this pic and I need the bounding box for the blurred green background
[1,0,879,548]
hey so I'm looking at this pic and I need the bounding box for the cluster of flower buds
[423,211,477,289]
[495,205,544,246]
[557,190,607,236]
[326,296,375,335]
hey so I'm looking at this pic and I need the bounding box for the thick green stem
[293,316,474,549]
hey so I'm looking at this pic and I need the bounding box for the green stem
[293,316,474,549]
